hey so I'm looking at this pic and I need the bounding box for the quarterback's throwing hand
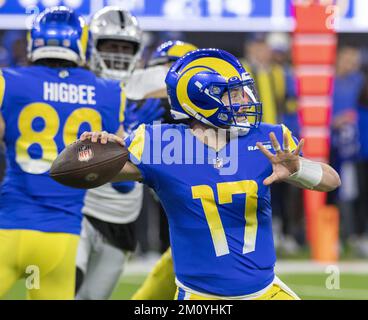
[80,131,125,146]
[256,132,304,186]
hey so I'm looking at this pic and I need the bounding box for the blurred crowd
[0,29,367,259]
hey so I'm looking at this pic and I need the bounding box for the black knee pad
[75,267,84,295]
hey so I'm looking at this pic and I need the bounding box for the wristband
[287,158,323,189]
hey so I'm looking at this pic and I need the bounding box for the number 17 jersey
[125,123,299,296]
[0,66,124,234]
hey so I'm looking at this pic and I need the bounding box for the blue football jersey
[125,122,298,296]
[0,66,125,234]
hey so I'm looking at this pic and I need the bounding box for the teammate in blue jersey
[80,49,341,299]
[0,7,124,299]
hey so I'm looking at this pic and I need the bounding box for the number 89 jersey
[0,66,125,235]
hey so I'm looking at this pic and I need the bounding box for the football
[50,139,129,189]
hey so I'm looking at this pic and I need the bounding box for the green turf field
[2,273,368,300]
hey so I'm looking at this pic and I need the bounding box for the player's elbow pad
[111,181,135,193]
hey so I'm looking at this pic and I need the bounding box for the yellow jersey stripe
[0,70,5,109]
[127,124,146,161]
[80,25,89,60]
[119,82,126,123]
[26,31,31,47]
[281,124,297,152]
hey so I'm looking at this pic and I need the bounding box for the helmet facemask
[206,77,262,135]
[91,38,140,81]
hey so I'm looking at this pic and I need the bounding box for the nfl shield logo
[213,157,224,169]
[59,70,69,78]
[78,145,94,162]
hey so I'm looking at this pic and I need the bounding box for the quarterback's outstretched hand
[256,132,304,186]
[80,131,125,146]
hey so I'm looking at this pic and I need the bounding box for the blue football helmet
[27,6,91,66]
[148,40,198,67]
[165,48,262,132]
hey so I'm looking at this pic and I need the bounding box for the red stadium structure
[292,1,339,262]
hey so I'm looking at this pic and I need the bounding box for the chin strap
[182,103,216,127]
[229,126,250,137]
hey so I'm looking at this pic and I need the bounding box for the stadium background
[0,0,368,299]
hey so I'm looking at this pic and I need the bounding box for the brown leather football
[50,139,129,189]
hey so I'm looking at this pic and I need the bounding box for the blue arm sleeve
[111,181,135,193]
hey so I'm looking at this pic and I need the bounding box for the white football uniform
[125,65,169,100]
[82,183,143,224]
[80,66,169,224]
[76,66,167,300]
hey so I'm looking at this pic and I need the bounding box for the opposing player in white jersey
[127,40,200,300]
[75,7,163,300]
